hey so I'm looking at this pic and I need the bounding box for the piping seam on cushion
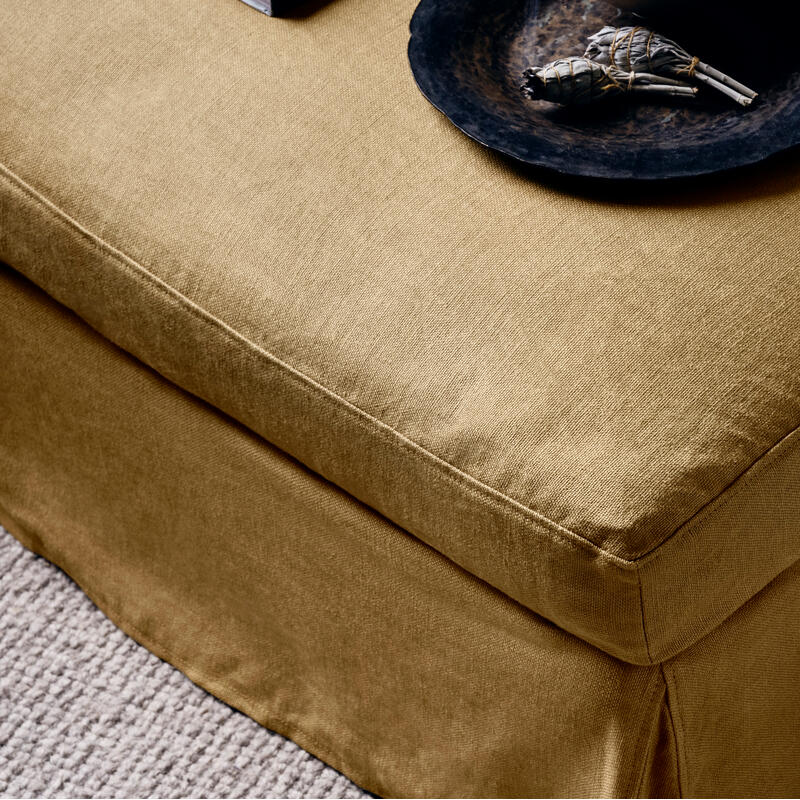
[2,161,800,572]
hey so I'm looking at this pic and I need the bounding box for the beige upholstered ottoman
[1,0,799,796]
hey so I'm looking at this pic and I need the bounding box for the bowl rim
[407,0,800,181]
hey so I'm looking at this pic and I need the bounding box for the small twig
[692,71,752,106]
[696,62,758,100]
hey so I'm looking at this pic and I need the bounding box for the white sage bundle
[521,57,696,106]
[585,26,758,107]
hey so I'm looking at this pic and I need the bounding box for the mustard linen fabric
[1,0,800,664]
[5,263,800,797]
[2,0,800,664]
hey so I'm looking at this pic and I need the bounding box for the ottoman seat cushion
[2,0,800,664]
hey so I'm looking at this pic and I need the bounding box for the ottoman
[1,0,799,796]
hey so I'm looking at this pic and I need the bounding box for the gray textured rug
[0,526,370,799]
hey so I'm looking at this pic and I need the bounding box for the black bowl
[407,0,800,180]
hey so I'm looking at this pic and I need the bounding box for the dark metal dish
[407,0,800,180]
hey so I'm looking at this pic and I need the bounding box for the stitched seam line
[661,665,684,799]
[4,161,800,572]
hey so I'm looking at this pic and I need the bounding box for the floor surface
[0,526,370,799]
